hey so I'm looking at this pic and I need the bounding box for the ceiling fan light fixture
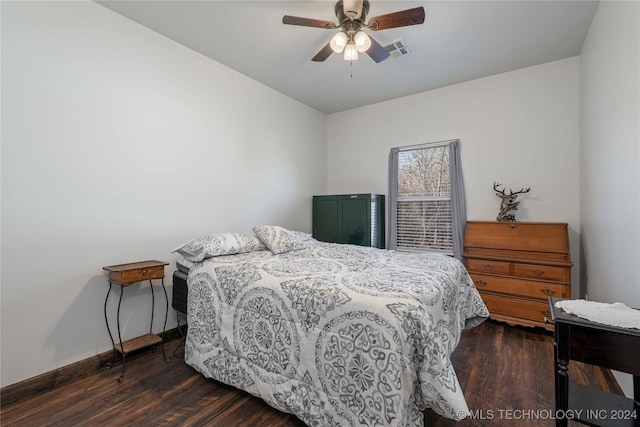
[330,32,348,53]
[354,31,371,52]
[344,43,359,61]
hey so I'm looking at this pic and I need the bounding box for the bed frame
[172,270,188,315]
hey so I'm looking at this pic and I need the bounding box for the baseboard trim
[1,327,186,406]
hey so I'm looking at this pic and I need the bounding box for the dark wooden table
[550,297,639,427]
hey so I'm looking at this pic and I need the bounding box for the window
[388,139,466,258]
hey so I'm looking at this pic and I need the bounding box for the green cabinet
[312,194,385,249]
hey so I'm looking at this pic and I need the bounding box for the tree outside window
[392,143,454,254]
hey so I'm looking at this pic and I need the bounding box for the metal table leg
[160,277,170,363]
[103,282,115,370]
[116,285,126,382]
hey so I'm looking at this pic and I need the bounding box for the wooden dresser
[462,221,573,331]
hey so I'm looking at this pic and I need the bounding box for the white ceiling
[96,1,599,114]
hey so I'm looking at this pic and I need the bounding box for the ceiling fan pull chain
[350,60,353,78]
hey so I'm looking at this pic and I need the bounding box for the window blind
[396,199,453,251]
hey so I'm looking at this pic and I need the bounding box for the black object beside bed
[172,270,188,316]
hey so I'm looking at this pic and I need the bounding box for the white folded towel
[555,299,640,330]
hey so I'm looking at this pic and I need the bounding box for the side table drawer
[104,260,169,285]
[119,265,165,283]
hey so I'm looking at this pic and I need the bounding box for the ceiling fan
[283,0,425,63]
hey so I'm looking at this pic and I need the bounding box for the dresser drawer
[480,293,552,323]
[470,273,567,300]
[513,263,568,282]
[465,259,511,275]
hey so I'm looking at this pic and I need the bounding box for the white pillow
[252,225,312,255]
[172,232,266,262]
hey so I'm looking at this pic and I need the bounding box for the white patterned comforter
[184,241,488,426]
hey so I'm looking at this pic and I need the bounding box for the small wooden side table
[103,260,170,382]
[550,297,639,427]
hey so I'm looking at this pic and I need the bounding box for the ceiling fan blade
[366,35,390,63]
[283,15,337,29]
[311,42,334,62]
[367,7,425,31]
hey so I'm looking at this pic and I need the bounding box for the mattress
[176,257,194,274]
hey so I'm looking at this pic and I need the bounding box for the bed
[171,227,488,426]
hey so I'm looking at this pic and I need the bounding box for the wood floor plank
[1,320,622,426]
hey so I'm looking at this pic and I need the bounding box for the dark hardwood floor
[1,320,621,426]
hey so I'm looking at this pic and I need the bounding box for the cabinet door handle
[475,280,487,287]
[532,269,544,276]
[483,264,494,270]
[541,288,556,296]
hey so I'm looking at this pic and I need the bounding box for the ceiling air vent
[383,39,411,59]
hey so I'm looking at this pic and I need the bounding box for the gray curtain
[450,139,467,260]
[387,148,400,250]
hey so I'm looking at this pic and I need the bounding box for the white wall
[327,58,581,294]
[0,1,326,387]
[579,0,640,397]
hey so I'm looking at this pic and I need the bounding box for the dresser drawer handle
[541,310,551,318]
[541,288,556,296]
[532,269,544,276]
[475,280,487,287]
[483,264,494,270]
[142,269,148,276]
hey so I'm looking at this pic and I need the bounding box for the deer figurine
[494,182,530,222]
